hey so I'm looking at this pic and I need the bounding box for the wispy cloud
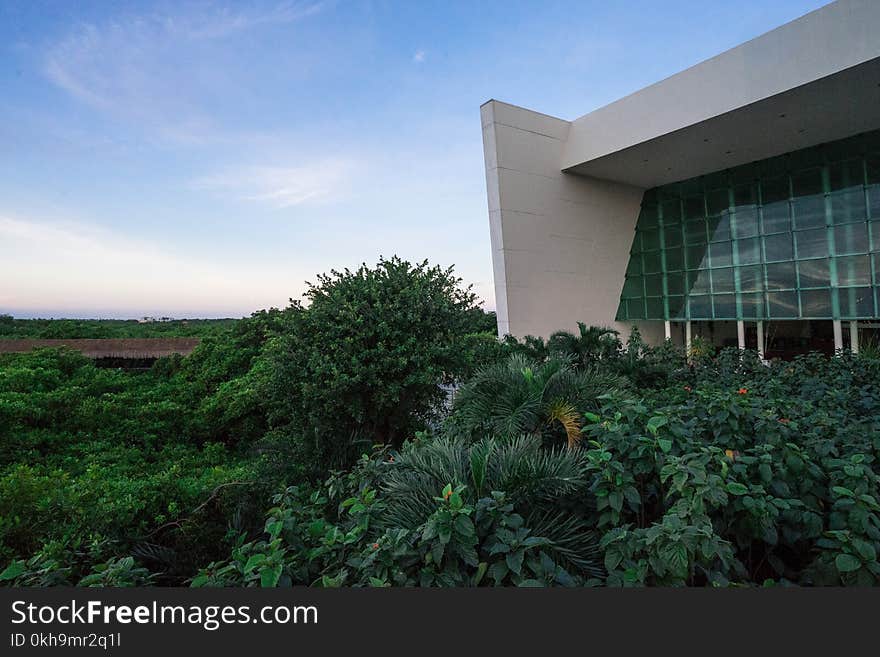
[192,158,352,208]
[412,49,426,64]
[43,2,325,141]
[0,214,305,317]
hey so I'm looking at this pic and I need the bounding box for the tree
[262,256,484,474]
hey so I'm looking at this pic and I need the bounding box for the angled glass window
[615,129,880,322]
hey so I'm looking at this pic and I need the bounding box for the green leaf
[835,553,862,573]
[488,560,509,584]
[657,438,673,454]
[0,560,25,581]
[506,550,524,575]
[852,539,877,562]
[832,486,855,498]
[243,554,266,573]
[260,564,282,588]
[190,574,209,587]
[608,490,623,513]
[646,416,668,436]
[472,562,488,586]
[453,514,475,537]
[726,482,749,496]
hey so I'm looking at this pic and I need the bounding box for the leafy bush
[193,438,603,587]
[260,257,491,475]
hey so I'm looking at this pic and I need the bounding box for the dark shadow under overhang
[564,57,880,189]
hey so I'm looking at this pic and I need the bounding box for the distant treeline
[0,315,238,339]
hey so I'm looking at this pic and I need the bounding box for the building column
[850,321,859,355]
[737,320,745,350]
[757,321,765,361]
[685,321,692,358]
[664,321,671,341]
[833,320,843,354]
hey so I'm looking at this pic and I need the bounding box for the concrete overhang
[561,0,880,188]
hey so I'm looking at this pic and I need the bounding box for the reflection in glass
[796,228,829,259]
[800,289,832,317]
[837,287,874,318]
[797,258,830,288]
[791,195,825,230]
[709,241,732,267]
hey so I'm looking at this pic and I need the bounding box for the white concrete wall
[481,100,662,342]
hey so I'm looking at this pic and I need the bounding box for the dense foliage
[2,259,879,587]
[0,315,236,339]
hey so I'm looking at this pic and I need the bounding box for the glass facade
[616,129,880,321]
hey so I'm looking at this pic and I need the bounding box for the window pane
[622,277,643,297]
[685,219,707,245]
[837,287,874,318]
[830,188,866,224]
[684,196,705,221]
[765,261,797,290]
[833,222,868,255]
[734,182,757,207]
[836,254,871,286]
[686,244,709,269]
[800,288,832,317]
[792,168,823,196]
[768,290,798,318]
[868,154,880,185]
[708,214,732,242]
[764,233,793,261]
[643,251,662,274]
[740,292,765,319]
[712,294,736,318]
[639,205,659,229]
[641,229,660,251]
[737,237,761,265]
[666,272,684,295]
[668,295,686,319]
[661,199,681,223]
[739,265,763,292]
[792,195,825,230]
[626,257,642,276]
[710,241,733,267]
[686,270,711,294]
[796,228,829,259]
[734,206,759,238]
[689,295,712,319]
[706,189,729,217]
[761,202,791,234]
[626,298,645,319]
[664,225,683,248]
[870,186,880,219]
[711,267,735,293]
[665,246,684,271]
[798,258,830,288]
[828,159,863,192]
[761,176,789,205]
[644,274,663,296]
[645,297,664,319]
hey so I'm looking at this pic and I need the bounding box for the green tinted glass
[615,129,880,322]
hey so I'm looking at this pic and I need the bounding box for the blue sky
[0,0,829,318]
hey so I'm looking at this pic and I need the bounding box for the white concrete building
[481,0,880,356]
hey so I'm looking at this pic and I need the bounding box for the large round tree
[262,256,490,474]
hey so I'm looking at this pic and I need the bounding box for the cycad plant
[377,436,602,578]
[452,353,625,448]
[546,322,620,366]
